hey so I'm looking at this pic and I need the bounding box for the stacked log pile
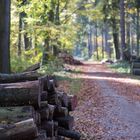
[58,53,83,65]
[131,56,140,75]
[0,73,80,140]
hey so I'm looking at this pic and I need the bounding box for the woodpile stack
[131,56,140,75]
[0,72,80,140]
[58,53,83,65]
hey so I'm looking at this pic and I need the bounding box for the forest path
[72,62,140,140]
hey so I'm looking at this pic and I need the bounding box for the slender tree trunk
[102,28,104,59]
[113,32,120,59]
[24,25,30,50]
[18,13,22,56]
[95,23,99,60]
[88,25,93,58]
[20,0,30,50]
[126,21,131,53]
[111,18,120,60]
[0,0,11,73]
[104,23,111,59]
[130,23,134,55]
[53,0,60,56]
[120,0,126,60]
[42,37,50,65]
[137,7,140,56]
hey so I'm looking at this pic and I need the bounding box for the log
[24,63,40,72]
[47,94,61,106]
[42,75,57,92]
[0,85,41,108]
[54,122,58,137]
[0,118,38,140]
[34,111,41,126]
[0,106,36,124]
[46,137,57,140]
[34,134,46,140]
[41,91,48,101]
[0,71,41,83]
[34,130,47,140]
[54,107,68,118]
[54,116,74,130]
[132,62,140,68]
[39,107,50,121]
[68,95,78,111]
[40,102,55,121]
[48,104,55,121]
[57,136,65,140]
[41,121,54,137]
[40,101,48,108]
[132,68,140,75]
[0,80,45,108]
[57,91,69,107]
[58,128,81,140]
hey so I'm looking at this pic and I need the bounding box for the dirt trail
[72,62,140,140]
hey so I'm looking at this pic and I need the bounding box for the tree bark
[0,106,36,124]
[54,107,68,118]
[68,95,78,111]
[120,0,126,60]
[0,82,41,108]
[0,71,41,83]
[137,7,140,56]
[95,23,99,60]
[54,116,74,130]
[102,28,104,59]
[58,128,81,140]
[0,118,38,140]
[0,0,11,73]
[41,121,56,137]
[112,19,120,60]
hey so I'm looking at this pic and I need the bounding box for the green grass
[56,75,82,95]
[108,61,131,74]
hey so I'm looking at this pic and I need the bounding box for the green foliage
[57,76,82,95]
[109,61,130,74]
[38,58,63,75]
[11,54,32,73]
[92,47,108,61]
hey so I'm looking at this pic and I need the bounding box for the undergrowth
[56,75,81,95]
[108,61,130,74]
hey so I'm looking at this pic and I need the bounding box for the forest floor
[58,62,140,140]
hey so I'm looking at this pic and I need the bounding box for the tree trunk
[88,25,93,58]
[18,12,22,56]
[137,7,140,56]
[112,19,120,60]
[120,0,126,60]
[104,22,111,59]
[102,28,104,59]
[113,32,120,60]
[0,0,11,73]
[95,23,99,60]
[126,14,131,54]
